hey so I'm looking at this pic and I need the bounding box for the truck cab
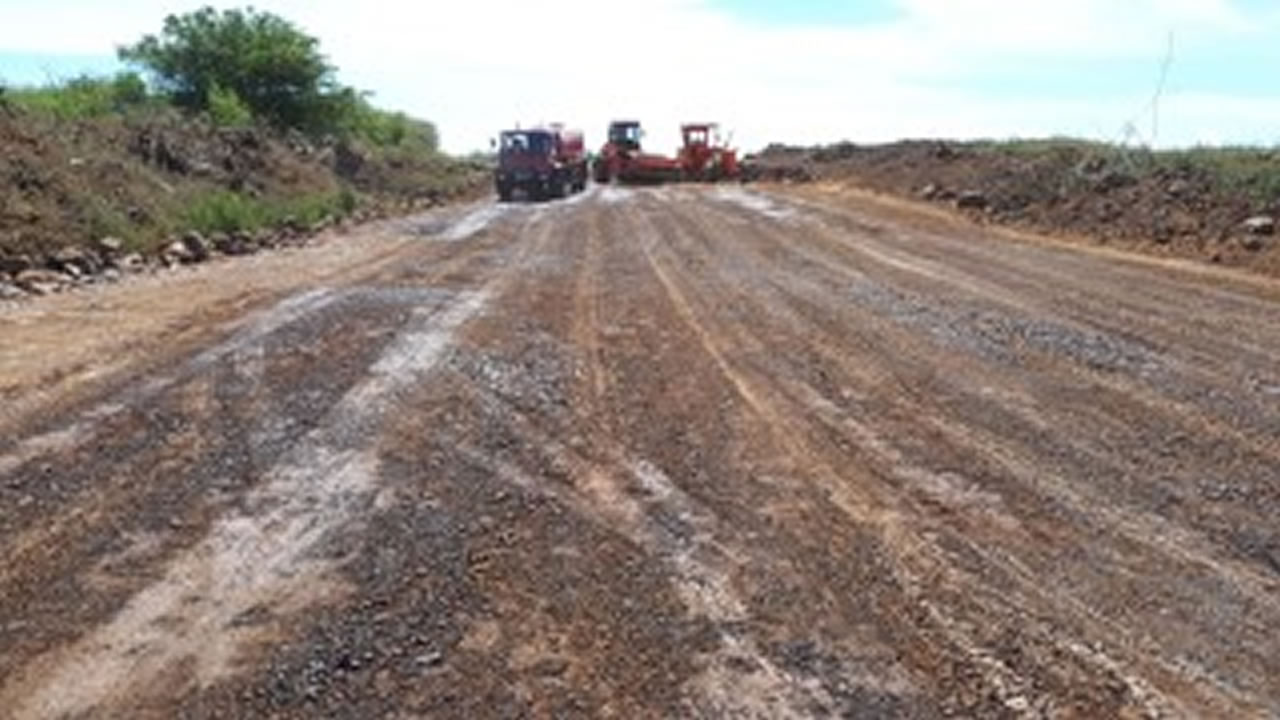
[608,121,643,152]
[594,121,646,183]
[495,128,586,202]
[678,123,738,180]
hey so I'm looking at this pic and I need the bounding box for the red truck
[494,125,588,202]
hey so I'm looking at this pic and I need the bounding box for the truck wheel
[497,184,513,202]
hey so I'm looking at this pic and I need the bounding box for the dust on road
[1,184,1278,718]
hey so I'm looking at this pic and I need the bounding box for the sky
[1,0,1279,154]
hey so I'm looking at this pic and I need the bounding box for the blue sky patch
[0,52,121,87]
[709,0,900,26]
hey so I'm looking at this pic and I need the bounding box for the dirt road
[2,185,1278,719]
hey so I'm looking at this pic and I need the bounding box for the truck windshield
[685,128,709,145]
[609,124,642,148]
[501,132,552,155]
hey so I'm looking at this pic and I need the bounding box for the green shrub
[281,193,338,225]
[184,189,359,235]
[346,106,439,150]
[184,191,270,234]
[110,72,150,107]
[337,187,359,215]
[84,199,146,249]
[207,82,253,128]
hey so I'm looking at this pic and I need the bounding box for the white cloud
[1,0,1276,152]
[897,0,1253,55]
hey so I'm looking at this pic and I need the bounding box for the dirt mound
[753,140,1280,276]
[2,110,324,254]
[0,106,487,296]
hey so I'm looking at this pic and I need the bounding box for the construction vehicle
[677,123,740,181]
[494,124,588,202]
[593,120,682,184]
[593,120,739,184]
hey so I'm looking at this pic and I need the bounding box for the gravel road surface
[2,185,1278,718]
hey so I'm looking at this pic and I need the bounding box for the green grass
[967,138,1280,201]
[969,137,1113,155]
[1155,146,1280,200]
[84,198,147,251]
[4,72,158,121]
[183,188,359,235]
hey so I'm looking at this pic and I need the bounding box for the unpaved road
[2,185,1279,719]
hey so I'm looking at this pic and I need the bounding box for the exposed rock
[1166,179,1192,197]
[163,240,194,266]
[414,652,444,668]
[919,183,942,201]
[1091,170,1135,193]
[130,126,191,174]
[0,253,35,275]
[49,245,102,276]
[118,253,147,272]
[95,236,125,256]
[334,140,367,179]
[190,160,218,177]
[1241,234,1271,252]
[956,191,989,210]
[1242,215,1275,236]
[180,230,212,262]
[213,231,256,256]
[0,279,24,299]
[254,228,277,248]
[14,268,72,295]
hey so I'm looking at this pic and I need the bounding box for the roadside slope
[749,140,1280,278]
[0,106,487,299]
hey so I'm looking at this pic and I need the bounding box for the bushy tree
[119,5,441,151]
[119,6,345,133]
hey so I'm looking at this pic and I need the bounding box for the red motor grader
[594,121,739,184]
